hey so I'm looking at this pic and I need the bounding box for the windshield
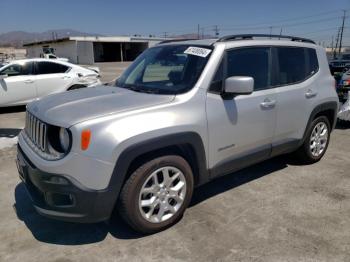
[116,45,212,94]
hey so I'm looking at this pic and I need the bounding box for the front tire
[294,116,331,164]
[119,155,194,234]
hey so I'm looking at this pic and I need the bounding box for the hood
[27,85,175,127]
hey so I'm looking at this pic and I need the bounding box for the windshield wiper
[123,85,160,94]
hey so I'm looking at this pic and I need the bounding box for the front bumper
[16,145,116,223]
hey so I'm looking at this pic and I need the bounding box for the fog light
[46,192,74,207]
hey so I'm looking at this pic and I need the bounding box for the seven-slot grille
[25,112,47,152]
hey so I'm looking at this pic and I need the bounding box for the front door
[206,46,277,177]
[0,62,36,106]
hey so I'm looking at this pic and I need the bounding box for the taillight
[343,80,350,86]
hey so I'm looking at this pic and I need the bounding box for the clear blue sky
[2,0,350,46]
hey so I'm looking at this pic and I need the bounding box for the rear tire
[294,116,331,164]
[118,155,194,234]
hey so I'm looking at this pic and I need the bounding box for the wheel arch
[303,101,338,142]
[104,132,209,216]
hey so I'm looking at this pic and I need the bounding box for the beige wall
[26,40,78,63]
[0,47,26,60]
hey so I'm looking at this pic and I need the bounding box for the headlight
[47,126,72,157]
[59,128,70,152]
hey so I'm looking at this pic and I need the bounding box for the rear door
[0,62,36,106]
[34,61,72,97]
[271,46,319,153]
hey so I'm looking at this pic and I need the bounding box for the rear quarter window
[36,62,69,75]
[274,47,319,86]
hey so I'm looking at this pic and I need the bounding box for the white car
[0,58,101,107]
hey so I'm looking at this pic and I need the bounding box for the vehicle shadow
[0,128,22,138]
[14,155,291,245]
[335,119,350,129]
[190,155,289,206]
[0,105,26,114]
[14,183,142,245]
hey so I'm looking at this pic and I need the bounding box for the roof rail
[158,38,199,45]
[216,34,315,44]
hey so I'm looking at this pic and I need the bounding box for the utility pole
[334,27,341,59]
[279,27,283,39]
[331,35,334,53]
[163,32,168,38]
[269,26,273,38]
[197,24,200,39]
[338,10,346,56]
[213,25,219,38]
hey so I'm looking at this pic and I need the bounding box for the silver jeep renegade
[17,34,339,233]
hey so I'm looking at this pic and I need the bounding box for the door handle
[305,89,317,98]
[260,98,276,109]
[61,76,71,79]
[24,79,34,84]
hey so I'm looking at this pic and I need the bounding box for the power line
[334,27,341,59]
[201,9,348,31]
[220,16,342,31]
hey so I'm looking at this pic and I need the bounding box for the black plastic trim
[108,131,208,195]
[303,101,338,135]
[217,34,315,44]
[271,140,300,157]
[209,145,271,179]
[17,145,111,223]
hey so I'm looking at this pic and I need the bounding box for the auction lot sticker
[184,47,212,57]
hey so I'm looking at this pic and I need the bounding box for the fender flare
[302,101,338,142]
[101,132,208,216]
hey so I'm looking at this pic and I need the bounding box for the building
[24,36,168,64]
[325,46,350,60]
[0,47,26,62]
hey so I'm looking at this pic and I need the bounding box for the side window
[275,47,307,85]
[36,62,69,75]
[226,47,270,91]
[0,62,33,77]
[306,48,319,76]
[209,61,224,93]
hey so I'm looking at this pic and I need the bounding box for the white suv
[17,34,338,234]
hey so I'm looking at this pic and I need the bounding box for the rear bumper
[16,145,116,223]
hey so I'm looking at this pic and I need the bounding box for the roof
[23,36,170,46]
[158,34,317,47]
[2,58,74,67]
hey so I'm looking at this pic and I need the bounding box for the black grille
[25,112,48,152]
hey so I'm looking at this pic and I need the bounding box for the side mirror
[224,76,254,96]
[0,74,8,80]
